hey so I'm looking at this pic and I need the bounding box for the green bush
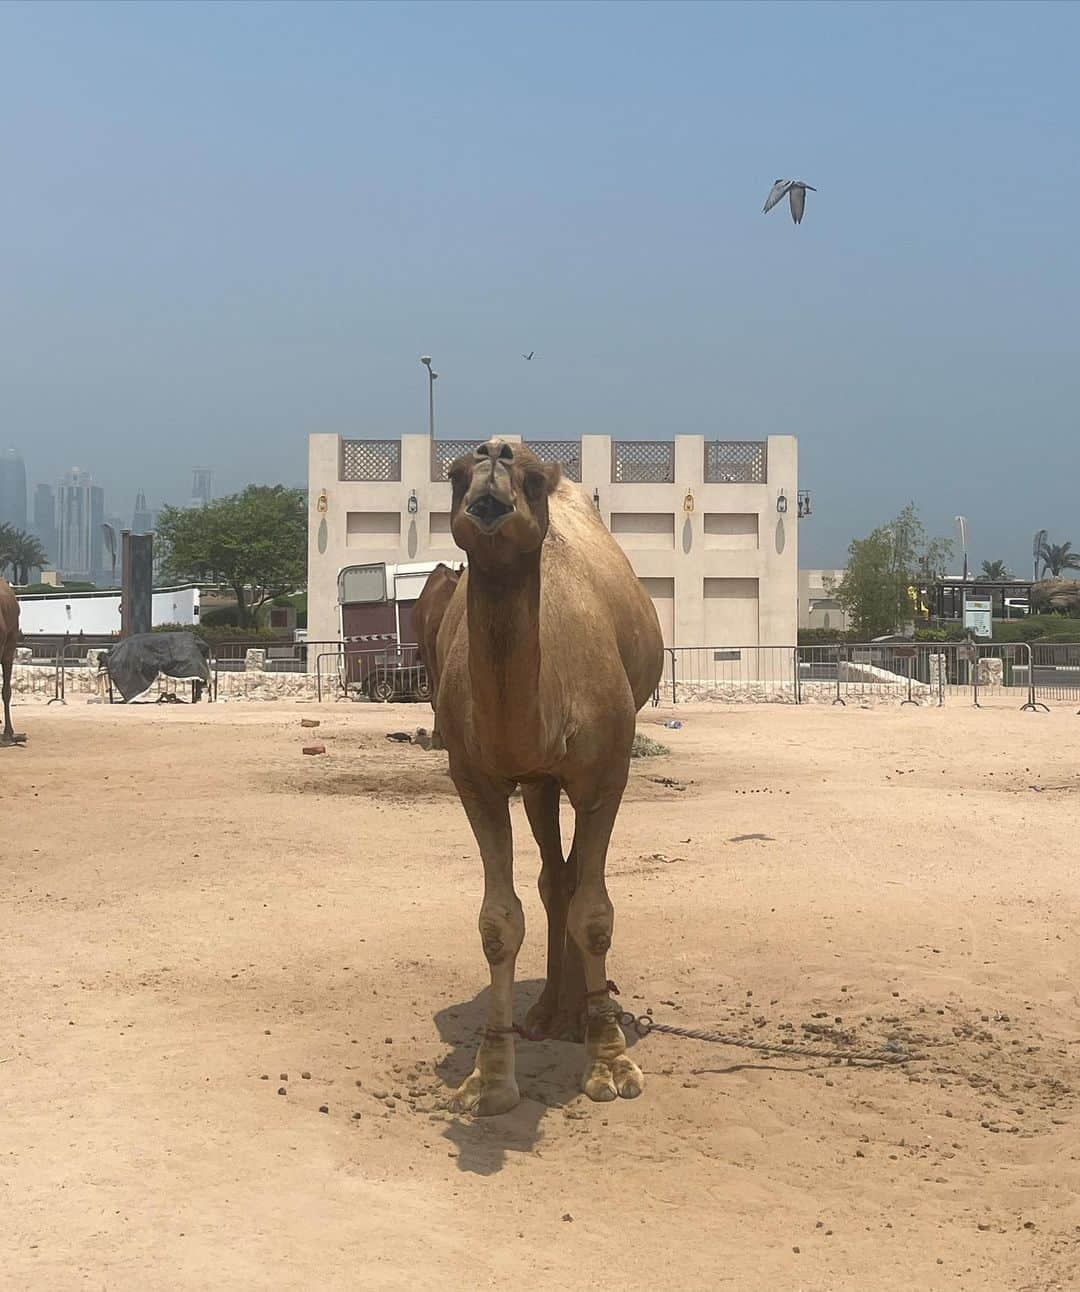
[201,605,242,628]
[993,616,1078,643]
[797,627,857,646]
[152,622,290,644]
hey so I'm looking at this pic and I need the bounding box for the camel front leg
[448,769,523,1116]
[566,785,643,1103]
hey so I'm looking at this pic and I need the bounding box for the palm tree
[1037,537,1080,579]
[0,522,16,580]
[980,559,1012,581]
[0,528,48,584]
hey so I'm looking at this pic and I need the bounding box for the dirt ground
[3,697,1080,1291]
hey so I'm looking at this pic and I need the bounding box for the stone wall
[14,660,937,707]
[671,679,933,706]
[11,662,330,703]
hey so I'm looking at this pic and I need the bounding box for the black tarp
[101,631,211,702]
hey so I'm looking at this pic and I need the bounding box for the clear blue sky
[2,0,1077,571]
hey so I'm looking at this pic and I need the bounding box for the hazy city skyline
[3,2,1079,578]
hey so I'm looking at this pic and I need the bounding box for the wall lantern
[593,488,600,508]
[407,490,419,516]
[776,490,788,515]
[798,489,812,519]
[682,490,695,515]
[316,489,328,514]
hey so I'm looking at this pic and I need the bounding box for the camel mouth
[465,493,514,529]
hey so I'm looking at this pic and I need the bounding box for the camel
[1,578,21,746]
[412,562,461,712]
[432,439,663,1115]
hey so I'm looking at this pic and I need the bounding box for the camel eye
[523,470,547,502]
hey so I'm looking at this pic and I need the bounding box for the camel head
[449,440,561,570]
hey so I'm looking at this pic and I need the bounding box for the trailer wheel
[370,677,395,703]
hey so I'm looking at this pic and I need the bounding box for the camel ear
[524,461,561,502]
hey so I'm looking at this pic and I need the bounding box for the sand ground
[2,698,1079,1291]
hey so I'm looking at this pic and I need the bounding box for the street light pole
[955,515,969,581]
[420,355,438,438]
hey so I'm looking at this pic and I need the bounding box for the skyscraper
[57,468,105,582]
[0,449,28,530]
[190,468,213,509]
[133,490,154,533]
[32,484,57,566]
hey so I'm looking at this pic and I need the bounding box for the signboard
[963,596,993,639]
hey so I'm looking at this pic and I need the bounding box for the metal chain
[619,1012,916,1066]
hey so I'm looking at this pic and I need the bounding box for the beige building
[799,568,849,631]
[307,433,799,648]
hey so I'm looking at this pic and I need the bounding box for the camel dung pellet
[279,1073,288,1081]
[301,1071,312,1080]
[277,1087,287,1096]
[319,1105,329,1114]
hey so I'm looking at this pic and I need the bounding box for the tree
[0,525,48,584]
[980,559,1012,581]
[836,504,952,639]
[1037,537,1080,578]
[156,485,306,629]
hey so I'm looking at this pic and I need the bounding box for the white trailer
[15,585,201,636]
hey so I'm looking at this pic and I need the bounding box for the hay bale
[631,731,669,759]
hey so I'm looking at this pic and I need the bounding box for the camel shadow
[432,978,640,1177]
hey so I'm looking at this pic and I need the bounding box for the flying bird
[762,178,817,225]
[522,351,535,360]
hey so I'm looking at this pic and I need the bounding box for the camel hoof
[448,1072,520,1117]
[612,1055,644,1099]
[582,1064,618,1102]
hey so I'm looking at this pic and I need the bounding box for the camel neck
[465,555,543,733]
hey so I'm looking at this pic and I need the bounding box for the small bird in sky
[522,351,535,360]
[762,178,817,225]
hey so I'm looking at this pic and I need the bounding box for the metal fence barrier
[662,642,1051,709]
[315,644,430,704]
[18,632,1080,711]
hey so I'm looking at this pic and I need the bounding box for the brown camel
[433,439,663,1114]
[412,562,461,711]
[1,578,21,745]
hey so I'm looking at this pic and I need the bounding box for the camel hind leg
[521,780,587,1042]
[2,653,14,743]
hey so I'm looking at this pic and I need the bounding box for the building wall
[798,568,850,630]
[308,433,799,648]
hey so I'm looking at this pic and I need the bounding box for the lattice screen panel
[524,440,582,482]
[340,439,401,482]
[703,441,767,484]
[610,440,675,484]
[430,441,483,481]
